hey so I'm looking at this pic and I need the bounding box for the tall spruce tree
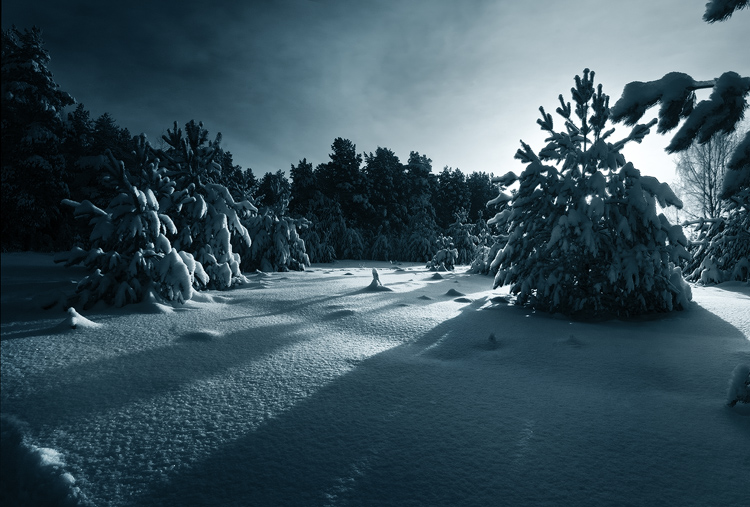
[364,147,407,235]
[315,137,371,228]
[289,158,318,217]
[1,26,75,251]
[466,171,497,222]
[256,170,291,216]
[490,69,691,317]
[433,167,469,229]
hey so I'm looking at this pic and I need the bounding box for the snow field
[1,253,749,506]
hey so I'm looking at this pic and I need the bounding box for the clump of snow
[361,268,394,292]
[60,308,102,330]
[0,415,91,506]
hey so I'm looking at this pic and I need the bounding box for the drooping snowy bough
[489,70,692,318]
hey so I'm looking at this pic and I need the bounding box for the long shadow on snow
[133,298,750,507]
[129,298,500,507]
[1,321,305,427]
[221,293,347,320]
[1,283,412,427]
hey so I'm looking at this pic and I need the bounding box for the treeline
[2,26,501,275]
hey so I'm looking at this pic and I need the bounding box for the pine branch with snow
[703,0,749,23]
[610,8,749,204]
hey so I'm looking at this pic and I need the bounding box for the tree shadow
[130,297,750,507]
[1,321,306,427]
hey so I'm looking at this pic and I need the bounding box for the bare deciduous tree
[674,124,745,220]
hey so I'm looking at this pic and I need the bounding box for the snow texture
[1,253,749,506]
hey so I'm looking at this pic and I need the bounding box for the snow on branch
[665,72,750,153]
[612,71,750,202]
[610,73,714,131]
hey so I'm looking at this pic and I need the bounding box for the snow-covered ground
[1,252,748,506]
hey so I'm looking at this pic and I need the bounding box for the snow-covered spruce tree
[403,207,439,263]
[469,200,510,275]
[159,121,256,288]
[427,234,459,271]
[370,227,392,261]
[490,69,691,317]
[242,211,310,272]
[469,216,507,275]
[55,139,206,307]
[609,4,749,283]
[298,215,336,263]
[241,169,310,272]
[447,208,478,265]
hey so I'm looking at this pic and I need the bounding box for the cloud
[2,0,748,181]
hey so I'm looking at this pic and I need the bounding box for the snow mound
[363,271,394,292]
[59,308,102,330]
[136,291,176,314]
[488,333,499,349]
[421,331,502,360]
[363,280,394,292]
[454,297,472,303]
[190,292,239,304]
[430,273,444,280]
[323,309,357,320]
[556,334,585,348]
[0,415,91,506]
[181,329,222,342]
[444,289,465,297]
[417,295,433,300]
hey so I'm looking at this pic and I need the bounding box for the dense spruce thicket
[2,26,503,305]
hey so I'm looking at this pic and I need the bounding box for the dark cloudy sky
[3,0,748,183]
